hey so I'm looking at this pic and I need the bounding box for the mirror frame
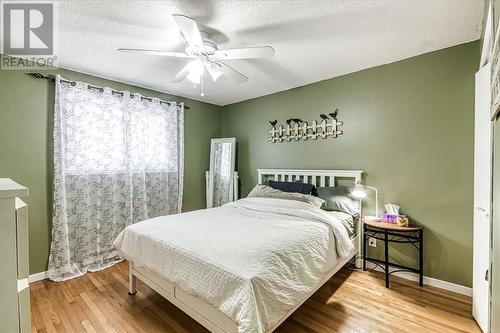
[207,138,236,208]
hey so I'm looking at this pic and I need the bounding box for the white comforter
[114,197,354,333]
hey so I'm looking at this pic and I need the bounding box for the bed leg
[128,262,137,295]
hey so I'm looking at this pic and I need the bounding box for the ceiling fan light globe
[187,71,201,84]
[186,59,204,84]
[212,72,222,81]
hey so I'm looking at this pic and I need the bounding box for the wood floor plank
[80,291,119,333]
[34,296,58,333]
[30,293,46,333]
[30,261,480,333]
[81,320,97,333]
[46,287,79,333]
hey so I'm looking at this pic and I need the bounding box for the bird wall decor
[268,110,343,143]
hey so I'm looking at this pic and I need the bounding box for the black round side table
[362,219,424,288]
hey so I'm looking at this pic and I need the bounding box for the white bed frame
[128,168,363,333]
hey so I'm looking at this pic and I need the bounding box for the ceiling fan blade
[172,64,191,83]
[214,62,248,83]
[206,63,223,82]
[117,48,193,58]
[172,14,203,47]
[213,46,275,60]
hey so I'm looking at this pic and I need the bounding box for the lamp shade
[351,183,367,198]
[351,181,379,216]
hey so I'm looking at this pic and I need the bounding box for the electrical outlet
[368,237,377,247]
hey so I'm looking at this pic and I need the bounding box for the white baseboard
[371,266,472,297]
[28,271,47,283]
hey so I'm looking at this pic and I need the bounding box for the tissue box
[382,213,398,223]
[396,216,409,227]
[382,213,409,226]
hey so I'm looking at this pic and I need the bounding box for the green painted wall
[221,41,480,287]
[0,68,221,274]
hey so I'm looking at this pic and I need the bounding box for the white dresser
[0,179,30,333]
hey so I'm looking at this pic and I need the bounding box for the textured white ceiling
[55,0,484,106]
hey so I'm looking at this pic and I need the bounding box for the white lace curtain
[48,75,184,281]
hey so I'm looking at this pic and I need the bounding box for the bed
[114,169,363,333]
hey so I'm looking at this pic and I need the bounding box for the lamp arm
[363,185,379,217]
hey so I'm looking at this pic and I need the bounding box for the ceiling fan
[118,14,275,96]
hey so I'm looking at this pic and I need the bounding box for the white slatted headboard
[257,169,362,188]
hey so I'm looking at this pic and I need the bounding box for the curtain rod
[25,72,191,110]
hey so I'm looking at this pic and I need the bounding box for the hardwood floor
[30,261,480,333]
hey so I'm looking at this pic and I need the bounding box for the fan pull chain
[200,71,205,97]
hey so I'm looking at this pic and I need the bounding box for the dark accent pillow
[317,186,359,217]
[268,180,316,195]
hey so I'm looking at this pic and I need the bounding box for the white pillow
[247,185,325,208]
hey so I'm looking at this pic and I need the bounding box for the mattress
[114,197,355,333]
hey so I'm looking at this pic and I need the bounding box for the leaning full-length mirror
[207,138,237,208]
